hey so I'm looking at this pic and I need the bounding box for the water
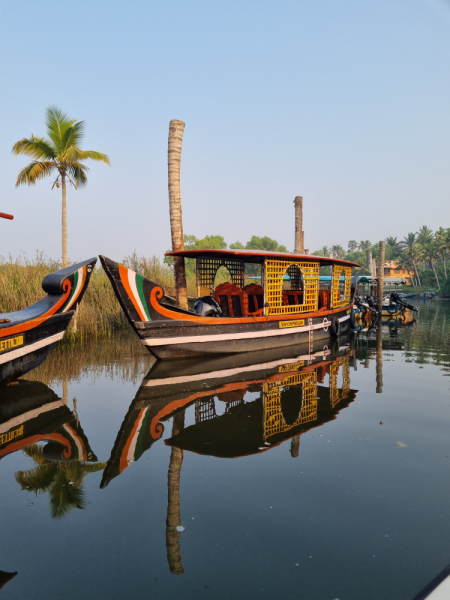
[0,300,449,599]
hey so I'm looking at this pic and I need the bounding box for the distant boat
[420,289,436,299]
[400,292,418,299]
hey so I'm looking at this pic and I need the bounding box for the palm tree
[348,240,358,252]
[397,252,416,288]
[12,106,110,267]
[319,246,330,257]
[416,225,434,246]
[331,245,345,260]
[421,242,440,289]
[436,227,449,279]
[401,232,422,287]
[15,444,106,519]
[358,241,372,275]
[385,236,402,258]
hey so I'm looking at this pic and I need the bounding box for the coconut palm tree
[436,227,449,279]
[15,444,106,519]
[401,232,422,286]
[358,240,372,274]
[12,107,110,267]
[319,246,330,257]
[348,240,358,252]
[416,225,434,246]
[385,236,402,258]
[397,252,416,288]
[421,242,440,289]
[331,245,345,260]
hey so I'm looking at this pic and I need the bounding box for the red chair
[243,284,264,316]
[214,283,247,317]
[318,290,331,311]
[282,290,304,306]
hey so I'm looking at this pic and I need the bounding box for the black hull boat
[100,338,357,488]
[100,249,360,360]
[0,258,96,386]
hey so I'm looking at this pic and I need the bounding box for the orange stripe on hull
[0,433,73,459]
[119,408,146,474]
[119,264,146,322]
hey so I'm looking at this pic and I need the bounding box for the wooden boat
[100,250,360,360]
[0,257,97,385]
[0,379,97,462]
[100,338,356,487]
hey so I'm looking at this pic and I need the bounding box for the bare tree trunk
[63,378,68,405]
[431,262,440,289]
[168,120,188,309]
[294,196,304,254]
[61,174,68,268]
[377,241,385,312]
[442,255,447,279]
[407,268,415,289]
[368,248,373,276]
[413,259,421,287]
[166,412,185,574]
[290,435,300,457]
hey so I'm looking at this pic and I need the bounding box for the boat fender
[330,316,340,337]
[387,304,397,314]
[349,309,357,329]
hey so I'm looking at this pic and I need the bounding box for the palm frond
[45,106,75,152]
[68,163,89,187]
[61,121,85,152]
[83,150,110,165]
[15,463,58,493]
[12,136,56,160]
[15,161,55,186]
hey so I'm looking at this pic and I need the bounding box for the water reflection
[101,338,357,574]
[0,380,104,518]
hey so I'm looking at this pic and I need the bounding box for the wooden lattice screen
[196,257,245,297]
[329,357,351,408]
[331,266,352,308]
[264,259,319,315]
[287,263,302,290]
[263,372,318,439]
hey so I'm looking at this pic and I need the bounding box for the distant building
[376,261,411,285]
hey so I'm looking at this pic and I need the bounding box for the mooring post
[376,324,383,393]
[166,411,185,574]
[377,241,385,313]
[294,196,304,254]
[168,120,189,309]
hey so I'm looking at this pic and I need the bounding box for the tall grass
[0,252,179,342]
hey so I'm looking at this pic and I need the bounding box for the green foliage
[244,236,288,253]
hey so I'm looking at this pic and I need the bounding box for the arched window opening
[283,264,304,307]
[280,385,304,426]
[214,265,232,288]
[337,268,346,301]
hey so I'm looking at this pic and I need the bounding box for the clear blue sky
[0,0,449,262]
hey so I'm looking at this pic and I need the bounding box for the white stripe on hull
[142,318,334,347]
[0,332,64,365]
[0,399,65,434]
[142,348,334,388]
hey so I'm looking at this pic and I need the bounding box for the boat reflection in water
[0,380,103,518]
[101,338,358,574]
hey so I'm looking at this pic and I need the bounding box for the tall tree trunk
[168,120,188,309]
[407,268,415,289]
[294,196,304,254]
[376,324,383,394]
[61,174,68,268]
[442,254,447,279]
[431,262,440,289]
[368,248,373,276]
[413,259,421,287]
[377,241,385,313]
[166,412,185,574]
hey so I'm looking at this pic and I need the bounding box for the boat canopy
[165,248,361,268]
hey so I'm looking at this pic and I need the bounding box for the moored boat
[100,250,360,360]
[0,257,97,385]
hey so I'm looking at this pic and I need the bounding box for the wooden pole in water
[166,412,185,574]
[168,120,188,309]
[294,196,304,254]
[376,324,383,393]
[377,241,385,312]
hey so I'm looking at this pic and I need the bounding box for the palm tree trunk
[368,249,373,276]
[442,254,447,279]
[168,120,188,309]
[413,259,421,287]
[61,174,68,268]
[431,262,440,289]
[407,269,415,289]
[166,412,185,574]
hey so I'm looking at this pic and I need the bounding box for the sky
[0,0,449,263]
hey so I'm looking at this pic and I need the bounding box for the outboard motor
[390,292,419,312]
[194,296,223,317]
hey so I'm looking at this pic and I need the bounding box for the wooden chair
[282,290,304,306]
[214,282,246,317]
[243,283,264,316]
[318,290,331,311]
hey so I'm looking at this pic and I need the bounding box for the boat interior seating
[282,290,304,306]
[243,284,264,316]
[318,290,331,311]
[213,282,247,318]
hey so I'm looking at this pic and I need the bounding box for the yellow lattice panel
[264,259,319,315]
[329,357,351,408]
[196,258,245,297]
[331,266,352,308]
[263,372,318,439]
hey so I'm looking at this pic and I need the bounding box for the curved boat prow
[0,257,97,385]
[99,255,164,326]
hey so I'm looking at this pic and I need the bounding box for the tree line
[314,226,450,292]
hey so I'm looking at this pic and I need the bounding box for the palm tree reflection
[15,444,106,519]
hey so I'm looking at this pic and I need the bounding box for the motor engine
[194,296,223,317]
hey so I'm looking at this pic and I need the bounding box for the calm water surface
[0,299,449,600]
